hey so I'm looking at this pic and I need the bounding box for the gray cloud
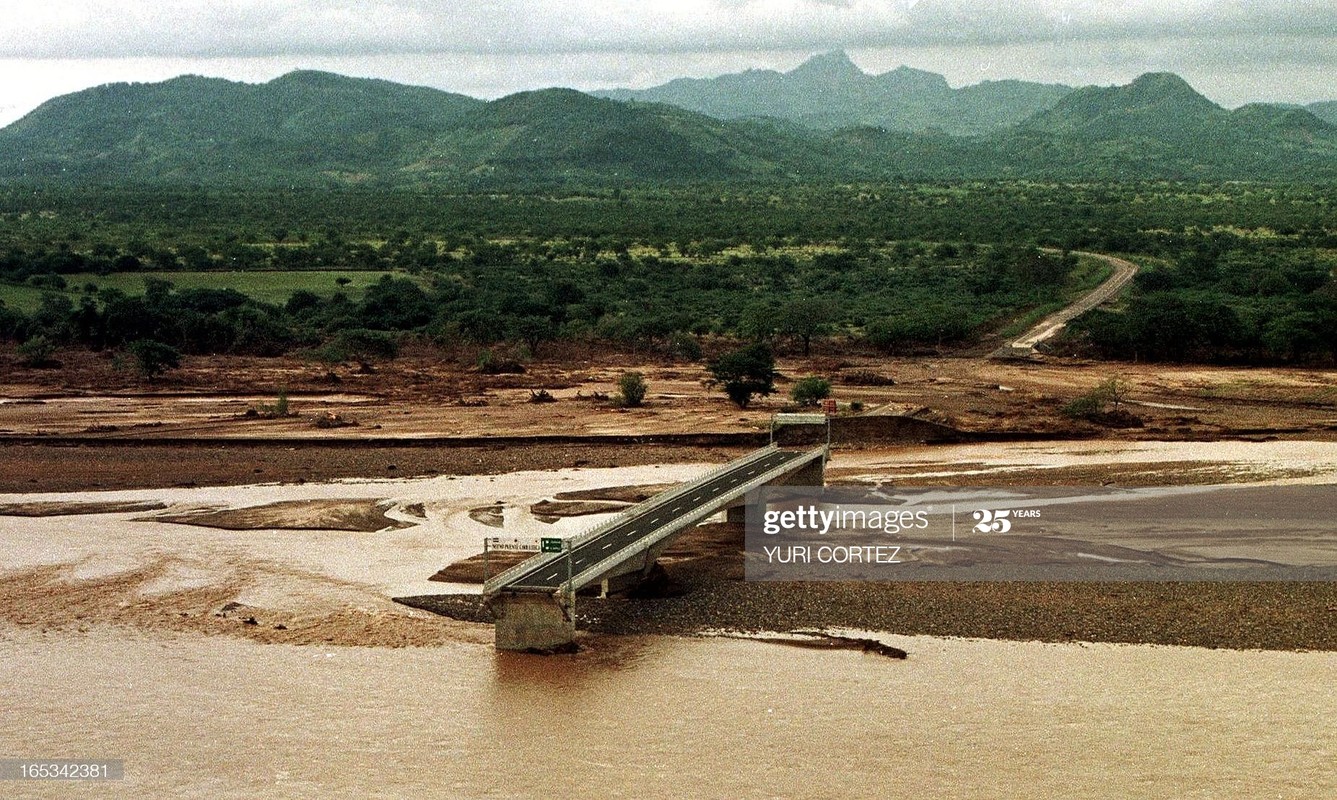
[1,1,1334,59]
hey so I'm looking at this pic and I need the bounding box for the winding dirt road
[992,251,1140,359]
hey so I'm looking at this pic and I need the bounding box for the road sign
[540,537,564,553]
[486,537,541,552]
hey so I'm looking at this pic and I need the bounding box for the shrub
[476,348,525,374]
[841,370,896,386]
[252,387,291,418]
[127,339,181,380]
[1063,378,1139,426]
[667,332,703,361]
[618,371,648,408]
[17,335,57,368]
[790,376,831,406]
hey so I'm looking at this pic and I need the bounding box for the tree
[779,298,839,356]
[618,371,648,408]
[709,342,776,409]
[127,339,180,380]
[790,376,831,406]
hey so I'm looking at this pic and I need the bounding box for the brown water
[3,444,1336,797]
[2,627,1333,799]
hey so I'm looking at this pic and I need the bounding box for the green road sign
[540,537,564,553]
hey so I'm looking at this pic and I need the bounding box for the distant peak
[789,50,865,79]
[270,70,358,87]
[874,65,952,92]
[1123,72,1217,108]
[1128,72,1194,91]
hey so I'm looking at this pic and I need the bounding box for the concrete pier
[490,593,575,651]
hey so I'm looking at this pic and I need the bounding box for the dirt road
[992,251,1140,358]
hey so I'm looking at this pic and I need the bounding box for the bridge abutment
[490,593,575,651]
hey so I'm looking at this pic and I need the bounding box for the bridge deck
[484,445,822,596]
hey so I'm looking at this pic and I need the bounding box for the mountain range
[595,51,1074,136]
[1,55,1336,186]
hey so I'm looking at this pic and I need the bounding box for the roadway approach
[482,444,827,650]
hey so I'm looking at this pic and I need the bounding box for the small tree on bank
[618,371,648,408]
[790,376,831,407]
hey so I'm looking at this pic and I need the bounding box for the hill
[0,71,484,183]
[1308,101,1337,126]
[1000,73,1337,180]
[2,68,1336,186]
[594,51,1073,135]
[403,88,836,184]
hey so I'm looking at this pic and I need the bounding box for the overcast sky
[1,0,1334,125]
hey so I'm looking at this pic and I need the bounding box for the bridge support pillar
[726,504,747,524]
[490,593,575,651]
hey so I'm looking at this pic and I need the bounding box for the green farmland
[0,270,419,313]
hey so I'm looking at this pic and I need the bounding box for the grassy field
[0,271,419,313]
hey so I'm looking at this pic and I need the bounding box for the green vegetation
[0,181,1331,368]
[3,68,1337,186]
[1071,243,1337,363]
[791,376,832,406]
[16,334,55,367]
[710,343,778,408]
[617,371,648,408]
[127,339,180,380]
[0,271,414,313]
[1063,378,1130,421]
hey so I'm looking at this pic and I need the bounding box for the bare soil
[145,499,414,532]
[4,345,1336,652]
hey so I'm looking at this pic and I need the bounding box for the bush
[127,339,181,380]
[318,329,398,368]
[666,332,702,361]
[1062,378,1139,427]
[841,370,896,386]
[790,376,831,406]
[17,335,57,368]
[618,371,648,408]
[252,387,291,418]
[25,273,66,290]
[476,348,525,374]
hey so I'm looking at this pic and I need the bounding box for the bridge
[482,444,827,650]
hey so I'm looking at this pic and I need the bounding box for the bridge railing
[482,444,781,596]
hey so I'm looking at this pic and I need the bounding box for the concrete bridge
[482,444,826,650]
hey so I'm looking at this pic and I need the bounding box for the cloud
[1,1,1332,60]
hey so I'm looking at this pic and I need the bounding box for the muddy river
[1,440,1334,797]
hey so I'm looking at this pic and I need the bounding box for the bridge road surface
[500,448,812,592]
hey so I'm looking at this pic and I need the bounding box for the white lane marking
[601,541,614,550]
[545,571,559,580]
